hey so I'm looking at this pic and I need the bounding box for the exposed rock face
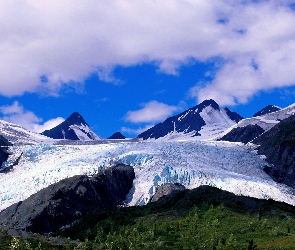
[151,183,186,203]
[219,124,264,143]
[108,132,126,139]
[253,105,281,117]
[253,115,295,187]
[0,153,22,173]
[0,135,12,169]
[0,164,135,234]
[224,107,243,123]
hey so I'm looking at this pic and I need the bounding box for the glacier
[0,139,295,211]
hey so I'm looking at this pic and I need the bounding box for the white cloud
[121,125,153,136]
[33,117,65,133]
[0,0,295,105]
[0,101,24,115]
[189,1,295,106]
[124,100,179,123]
[0,101,64,133]
[97,67,122,84]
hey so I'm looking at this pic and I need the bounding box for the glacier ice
[0,140,295,211]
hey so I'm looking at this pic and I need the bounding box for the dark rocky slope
[253,105,281,117]
[0,135,12,168]
[0,164,135,234]
[219,124,264,143]
[108,132,126,139]
[253,114,295,187]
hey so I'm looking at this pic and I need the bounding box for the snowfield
[1,139,295,211]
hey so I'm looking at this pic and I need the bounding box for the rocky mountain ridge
[253,105,281,117]
[138,99,243,140]
[41,112,101,141]
[219,103,295,140]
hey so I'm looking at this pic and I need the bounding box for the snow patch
[69,124,101,140]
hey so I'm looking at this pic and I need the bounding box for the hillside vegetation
[2,186,295,249]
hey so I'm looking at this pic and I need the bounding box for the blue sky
[0,0,295,138]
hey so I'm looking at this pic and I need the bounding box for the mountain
[253,105,281,117]
[218,104,283,144]
[0,119,50,145]
[41,112,101,140]
[217,102,295,142]
[138,99,243,140]
[253,114,295,188]
[108,132,126,139]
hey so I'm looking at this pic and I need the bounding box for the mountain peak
[108,132,126,139]
[253,105,281,117]
[41,112,101,140]
[70,111,82,118]
[197,99,220,111]
[138,99,243,140]
[66,112,88,126]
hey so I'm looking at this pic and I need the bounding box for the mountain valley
[0,99,295,248]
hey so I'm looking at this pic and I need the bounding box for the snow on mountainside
[217,103,295,140]
[0,119,52,145]
[41,112,101,141]
[138,99,243,140]
[1,139,295,211]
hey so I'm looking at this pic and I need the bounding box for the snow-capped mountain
[0,119,51,145]
[253,105,281,117]
[138,99,243,140]
[218,102,295,140]
[41,112,101,141]
[1,102,295,219]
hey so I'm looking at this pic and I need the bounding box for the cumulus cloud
[124,100,179,123]
[1,0,295,105]
[189,1,295,105]
[0,101,64,132]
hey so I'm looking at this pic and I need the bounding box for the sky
[1,0,295,138]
